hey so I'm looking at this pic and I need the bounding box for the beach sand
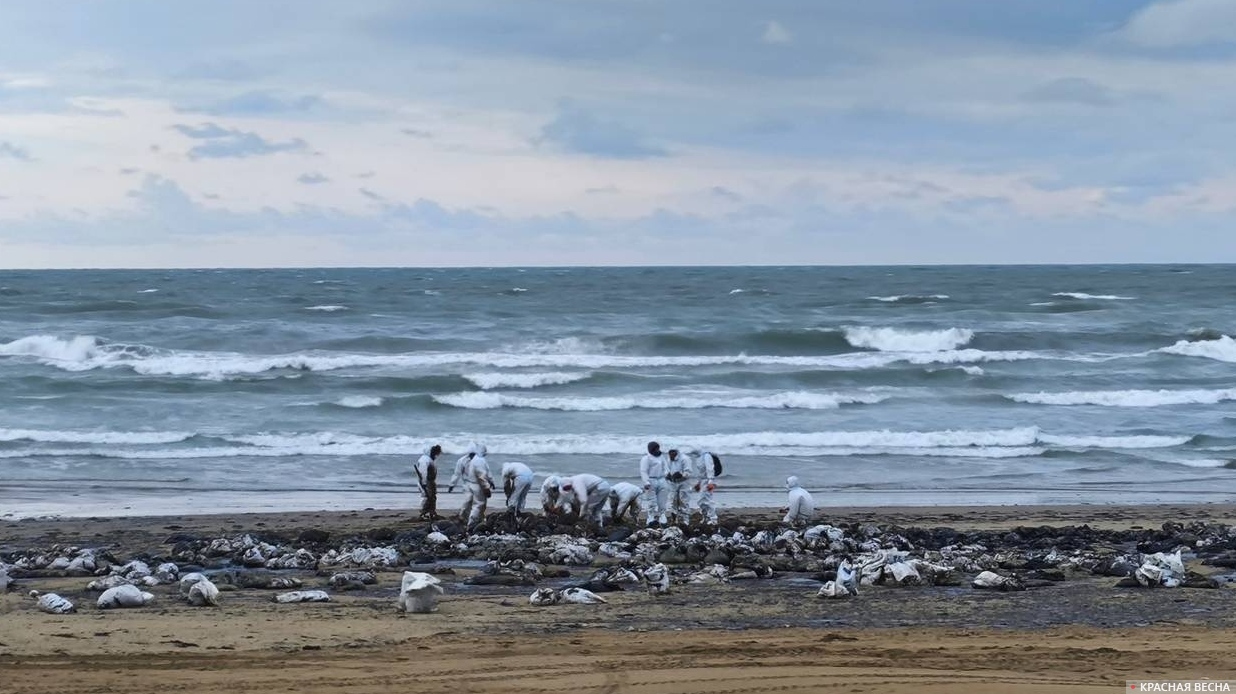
[4,504,1236,693]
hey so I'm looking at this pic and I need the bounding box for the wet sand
[4,503,1236,693]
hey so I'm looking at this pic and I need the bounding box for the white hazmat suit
[639,442,669,527]
[686,449,719,525]
[783,475,815,527]
[450,443,494,529]
[540,475,562,515]
[559,473,612,528]
[663,449,692,524]
[501,461,535,516]
[607,482,643,523]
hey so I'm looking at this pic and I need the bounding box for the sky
[1,0,1235,268]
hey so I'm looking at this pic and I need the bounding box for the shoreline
[5,502,1236,692]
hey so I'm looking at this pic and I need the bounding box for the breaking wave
[0,426,1188,460]
[1157,335,1236,363]
[431,390,886,411]
[1007,388,1236,407]
[462,372,592,390]
[843,327,974,352]
[1052,292,1135,301]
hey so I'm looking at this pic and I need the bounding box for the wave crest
[1007,388,1236,407]
[1158,335,1236,363]
[432,390,886,411]
[462,372,592,390]
[844,327,974,352]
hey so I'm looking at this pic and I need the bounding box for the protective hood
[545,474,560,488]
[422,445,435,456]
[786,475,800,490]
[647,441,661,456]
[475,443,487,457]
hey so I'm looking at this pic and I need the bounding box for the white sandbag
[971,570,1024,591]
[178,572,208,596]
[397,571,443,614]
[186,577,220,606]
[559,587,607,604]
[97,584,155,609]
[886,561,921,586]
[31,590,76,614]
[273,590,331,603]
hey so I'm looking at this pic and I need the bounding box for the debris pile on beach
[4,517,1234,618]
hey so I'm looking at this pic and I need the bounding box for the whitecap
[432,390,886,412]
[463,372,591,389]
[1051,292,1135,301]
[1158,335,1236,363]
[844,327,974,352]
[137,288,159,294]
[1007,388,1236,407]
[867,294,949,302]
[333,396,383,408]
[0,428,194,445]
[305,305,348,312]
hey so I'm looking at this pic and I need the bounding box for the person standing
[447,444,477,522]
[664,448,692,525]
[781,475,815,527]
[463,443,495,530]
[639,441,669,527]
[414,444,443,521]
[500,461,535,518]
[558,473,612,529]
[686,448,720,526]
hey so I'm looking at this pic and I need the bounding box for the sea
[1,265,1234,519]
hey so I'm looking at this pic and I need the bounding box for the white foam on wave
[1007,388,1236,407]
[0,426,1189,461]
[868,294,949,302]
[0,335,103,362]
[0,428,193,445]
[1052,292,1135,301]
[1,333,1094,380]
[1158,335,1236,363]
[305,305,348,312]
[462,372,592,389]
[844,326,974,352]
[333,396,383,408]
[432,390,885,411]
[137,288,159,294]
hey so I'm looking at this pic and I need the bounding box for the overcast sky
[2,0,1235,268]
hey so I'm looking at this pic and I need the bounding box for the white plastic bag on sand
[31,590,76,614]
[187,577,220,606]
[559,587,607,604]
[886,561,921,586]
[97,584,155,609]
[971,571,1024,591]
[398,571,443,614]
[273,590,331,603]
[817,559,859,598]
[1134,550,1185,588]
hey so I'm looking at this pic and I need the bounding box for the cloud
[761,20,792,45]
[1118,0,1236,47]
[0,142,32,161]
[297,172,330,185]
[172,122,309,159]
[536,102,667,159]
[400,128,433,138]
[1022,77,1115,106]
[711,186,742,202]
[176,59,267,81]
[180,90,323,116]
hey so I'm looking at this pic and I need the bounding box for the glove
[693,483,701,492]
[447,485,455,493]
[706,483,716,492]
[643,484,651,491]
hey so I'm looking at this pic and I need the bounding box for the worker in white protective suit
[558,473,612,529]
[447,444,476,520]
[607,481,643,524]
[454,443,496,530]
[540,474,562,516]
[500,461,535,517]
[638,441,669,527]
[781,475,815,527]
[663,448,692,525]
[685,448,720,525]
[414,444,444,521]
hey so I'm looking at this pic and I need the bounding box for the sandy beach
[4,504,1236,693]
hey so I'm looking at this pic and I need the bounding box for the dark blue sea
[2,265,1234,518]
